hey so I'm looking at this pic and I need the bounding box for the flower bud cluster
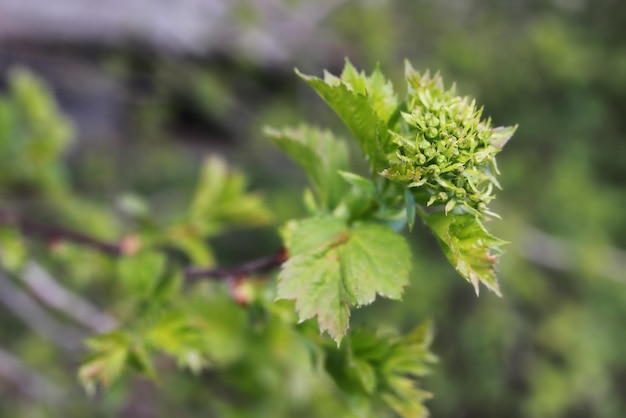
[381,67,512,217]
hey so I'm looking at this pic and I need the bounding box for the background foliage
[0,1,625,417]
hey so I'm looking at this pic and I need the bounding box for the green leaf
[421,212,506,296]
[265,125,349,210]
[296,63,396,172]
[144,310,210,373]
[126,343,158,381]
[277,216,411,344]
[165,225,215,266]
[189,156,272,233]
[325,343,377,397]
[80,330,159,393]
[151,264,182,300]
[0,68,74,193]
[351,356,378,395]
[324,322,436,418]
[145,294,249,371]
[335,171,379,220]
[377,321,435,418]
[380,376,432,418]
[0,227,28,272]
[79,331,131,394]
[117,251,167,296]
[383,319,437,377]
[490,124,518,150]
[338,171,377,195]
[339,60,399,122]
[166,156,272,264]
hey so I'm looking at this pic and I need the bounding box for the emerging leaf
[0,227,28,272]
[79,331,133,394]
[422,212,506,295]
[339,59,399,122]
[116,250,167,297]
[335,171,379,221]
[277,216,411,344]
[189,156,272,233]
[265,125,349,210]
[296,60,398,171]
[166,156,273,265]
[0,68,74,194]
[145,302,246,372]
[324,321,436,418]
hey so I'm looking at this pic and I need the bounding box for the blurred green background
[0,0,625,417]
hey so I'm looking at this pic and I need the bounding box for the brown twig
[184,249,288,281]
[0,209,126,256]
[0,209,288,282]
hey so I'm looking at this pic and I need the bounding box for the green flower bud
[380,65,517,217]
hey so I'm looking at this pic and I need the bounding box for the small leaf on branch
[421,212,506,295]
[265,125,349,210]
[324,320,436,418]
[335,171,379,220]
[490,125,518,150]
[277,216,411,344]
[79,331,132,394]
[117,251,167,296]
[339,59,399,122]
[189,156,272,233]
[295,62,397,172]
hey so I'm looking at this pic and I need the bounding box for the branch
[0,209,286,283]
[185,249,287,281]
[0,209,135,256]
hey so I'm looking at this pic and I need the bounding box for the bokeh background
[1,0,625,417]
